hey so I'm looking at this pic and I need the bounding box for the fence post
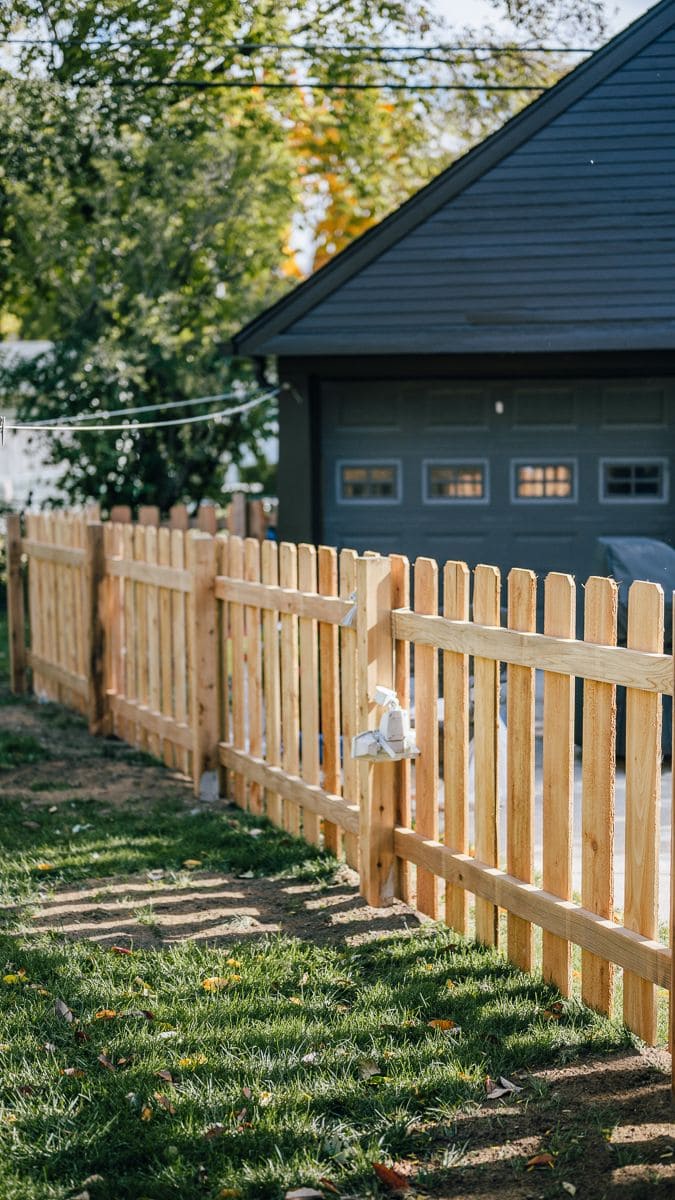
[188,531,218,799]
[356,553,396,907]
[6,513,26,694]
[85,521,106,734]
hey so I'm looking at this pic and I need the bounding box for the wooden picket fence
[5,511,674,1090]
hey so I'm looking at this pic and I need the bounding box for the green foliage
[0,1,607,511]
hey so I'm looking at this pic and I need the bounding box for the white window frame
[336,459,402,505]
[511,458,578,504]
[599,456,670,504]
[422,458,490,505]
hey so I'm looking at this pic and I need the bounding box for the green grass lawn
[0,611,640,1200]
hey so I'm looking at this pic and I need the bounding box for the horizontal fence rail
[4,511,674,1092]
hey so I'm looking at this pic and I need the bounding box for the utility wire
[4,390,276,435]
[1,77,550,91]
[0,38,595,53]
[24,387,278,427]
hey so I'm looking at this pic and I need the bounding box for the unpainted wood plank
[261,540,282,827]
[318,546,341,857]
[110,523,126,738]
[414,557,440,919]
[227,493,246,537]
[357,554,396,907]
[443,560,470,934]
[228,536,247,808]
[280,542,301,835]
[623,580,663,1044]
[110,505,132,524]
[73,519,86,692]
[60,515,77,709]
[187,531,218,798]
[506,568,537,972]
[391,554,411,902]
[542,572,576,996]
[145,525,162,758]
[170,529,189,774]
[198,503,218,535]
[138,505,160,527]
[245,538,264,815]
[169,503,189,531]
[581,575,618,1016]
[473,564,501,946]
[214,577,351,623]
[215,533,230,795]
[158,527,174,768]
[219,744,360,835]
[133,525,149,751]
[340,549,359,870]
[298,545,321,846]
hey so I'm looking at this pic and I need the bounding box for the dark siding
[273,23,675,355]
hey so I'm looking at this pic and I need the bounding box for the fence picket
[261,540,282,826]
[391,554,411,903]
[228,536,247,808]
[542,572,576,996]
[443,559,470,934]
[299,544,321,846]
[158,527,174,767]
[473,564,501,946]
[340,548,359,871]
[280,542,301,835]
[318,546,341,856]
[171,529,189,775]
[414,557,439,919]
[623,581,663,1042]
[581,575,618,1016]
[188,531,218,799]
[133,525,149,751]
[506,567,537,972]
[245,538,264,815]
[145,525,162,758]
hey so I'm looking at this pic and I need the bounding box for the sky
[435,1,657,39]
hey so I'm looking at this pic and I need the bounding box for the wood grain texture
[122,524,137,744]
[356,554,395,907]
[473,564,501,946]
[414,557,439,918]
[245,538,264,815]
[391,611,672,696]
[145,525,162,758]
[581,575,618,1016]
[298,544,321,845]
[506,568,537,972]
[542,572,576,996]
[391,554,411,902]
[214,576,351,623]
[318,546,341,856]
[228,536,247,808]
[215,534,230,795]
[219,744,359,835]
[261,540,282,827]
[170,529,189,774]
[158,527,174,767]
[443,560,470,933]
[623,581,663,1044]
[280,542,300,834]
[133,525,149,751]
[340,548,359,870]
[188,532,218,799]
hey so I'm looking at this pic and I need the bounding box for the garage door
[319,377,674,586]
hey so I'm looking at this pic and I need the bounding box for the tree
[0,1,606,512]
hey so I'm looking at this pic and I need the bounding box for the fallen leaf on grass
[526,1153,555,1170]
[156,1029,179,1040]
[133,977,155,994]
[183,859,202,868]
[542,1001,564,1020]
[319,1181,340,1196]
[204,1123,225,1140]
[562,1184,577,1196]
[74,1030,89,1043]
[121,1008,154,1020]
[60,1067,86,1078]
[372,1162,412,1192]
[94,1009,117,1020]
[54,998,74,1023]
[427,1019,458,1031]
[110,946,133,956]
[201,977,229,992]
[155,1068,174,1082]
[3,974,23,985]
[179,1054,207,1068]
[485,1076,523,1100]
[97,1053,116,1072]
[154,1092,176,1114]
[42,1043,56,1053]
[36,863,55,871]
[359,1059,381,1080]
[141,1105,153,1121]
[301,1052,318,1064]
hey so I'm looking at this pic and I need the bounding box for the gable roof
[233,0,675,357]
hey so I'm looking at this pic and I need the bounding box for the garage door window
[600,458,668,502]
[512,460,577,502]
[424,460,488,503]
[337,461,401,503]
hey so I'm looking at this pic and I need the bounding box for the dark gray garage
[233,0,675,585]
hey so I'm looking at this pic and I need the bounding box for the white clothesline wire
[17,385,278,427]
[2,389,278,435]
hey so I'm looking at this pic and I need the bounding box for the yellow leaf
[36,863,54,871]
[141,1105,153,1121]
[95,1009,117,1020]
[183,859,202,868]
[201,977,229,992]
[226,958,241,968]
[428,1018,458,1031]
[289,996,304,1006]
[445,979,455,989]
[178,1053,208,1068]
[3,974,21,985]
[228,974,242,984]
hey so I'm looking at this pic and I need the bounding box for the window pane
[604,461,664,499]
[515,463,573,499]
[427,463,485,499]
[340,463,397,500]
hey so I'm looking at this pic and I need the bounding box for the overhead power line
[0,38,595,53]
[3,389,277,435]
[24,387,277,427]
